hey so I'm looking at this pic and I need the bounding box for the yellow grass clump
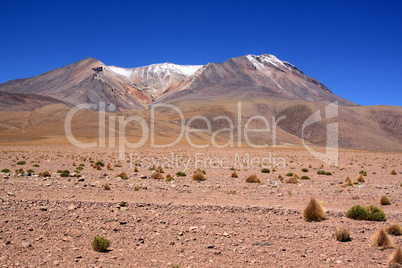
[285,174,299,184]
[245,174,261,183]
[380,195,391,205]
[387,246,402,266]
[103,182,110,190]
[356,174,365,182]
[302,197,326,222]
[278,174,284,181]
[390,169,397,175]
[335,227,351,242]
[231,171,238,178]
[133,166,139,172]
[387,224,402,236]
[157,166,165,173]
[370,229,394,249]
[192,171,206,181]
[344,176,353,185]
[151,171,164,179]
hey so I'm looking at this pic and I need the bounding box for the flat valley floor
[0,145,401,267]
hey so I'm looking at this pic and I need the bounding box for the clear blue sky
[1,0,401,106]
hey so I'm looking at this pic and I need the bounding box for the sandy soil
[0,145,401,267]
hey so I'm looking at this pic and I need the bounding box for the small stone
[53,261,60,266]
[39,206,48,211]
[190,226,198,232]
[207,244,215,249]
[68,205,76,210]
[375,185,382,189]
[21,241,32,248]
[7,192,15,196]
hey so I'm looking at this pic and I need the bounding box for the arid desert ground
[0,145,400,267]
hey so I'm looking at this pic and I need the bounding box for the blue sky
[1,0,401,106]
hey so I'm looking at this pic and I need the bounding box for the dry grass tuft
[388,224,402,236]
[356,174,365,182]
[387,246,402,266]
[245,174,261,183]
[285,174,298,184]
[335,227,351,242]
[117,172,129,180]
[370,229,394,249]
[380,195,391,205]
[344,176,353,185]
[192,171,206,181]
[96,165,102,170]
[157,166,165,173]
[390,169,397,175]
[231,171,238,178]
[107,163,113,170]
[103,182,110,190]
[151,171,164,179]
[302,197,326,222]
[165,174,174,181]
[133,166,139,172]
[278,174,284,181]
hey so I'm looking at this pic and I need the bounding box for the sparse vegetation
[231,171,238,178]
[285,172,294,177]
[335,227,351,242]
[285,175,298,184]
[387,246,402,266]
[278,174,284,181]
[325,172,332,176]
[119,201,127,207]
[370,229,394,249]
[134,184,141,191]
[301,168,309,172]
[192,171,206,181]
[107,163,113,170]
[176,171,186,177]
[157,166,165,173]
[117,172,129,180]
[380,195,391,205]
[366,205,387,221]
[317,170,326,175]
[346,205,368,220]
[165,174,174,181]
[60,170,70,177]
[245,174,261,183]
[387,224,402,236]
[91,236,110,252]
[359,170,367,176]
[261,168,270,173]
[103,182,110,190]
[302,197,326,222]
[390,169,397,175]
[356,174,365,182]
[1,169,10,173]
[133,166,139,172]
[95,161,105,166]
[17,161,26,165]
[300,176,311,180]
[151,171,164,179]
[33,164,39,167]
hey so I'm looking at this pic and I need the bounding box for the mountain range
[0,54,400,151]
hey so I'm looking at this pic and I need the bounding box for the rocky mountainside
[0,54,356,111]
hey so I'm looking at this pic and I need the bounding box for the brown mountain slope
[0,91,70,111]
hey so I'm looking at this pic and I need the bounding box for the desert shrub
[157,166,165,173]
[229,167,236,171]
[390,169,397,175]
[346,205,368,220]
[325,172,332,176]
[278,174,284,181]
[79,163,85,167]
[387,246,402,266]
[134,184,141,191]
[194,168,206,174]
[103,182,110,190]
[119,201,127,207]
[387,224,402,236]
[231,171,238,178]
[117,172,129,180]
[151,171,164,180]
[27,169,34,173]
[133,167,139,172]
[301,168,309,172]
[165,174,174,181]
[42,171,51,177]
[57,170,63,173]
[285,172,294,177]
[317,170,326,175]
[33,164,39,167]
[91,236,110,252]
[302,197,326,222]
[370,228,394,249]
[335,227,351,242]
[366,205,386,221]
[60,170,70,177]
[95,161,105,167]
[114,163,122,168]
[344,176,353,185]
[359,170,367,176]
[192,171,206,181]
[380,195,391,205]
[72,162,77,166]
[76,166,84,171]
[261,168,270,173]
[356,174,365,182]
[1,169,10,173]
[301,176,311,180]
[176,171,186,177]
[107,163,113,170]
[16,168,25,173]
[17,161,26,165]
[245,174,261,183]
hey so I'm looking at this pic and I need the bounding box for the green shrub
[301,168,309,172]
[17,161,26,165]
[60,170,70,177]
[301,176,311,180]
[261,168,270,173]
[1,169,10,173]
[27,169,35,173]
[285,172,294,177]
[91,236,110,252]
[57,170,63,173]
[76,166,84,171]
[359,170,367,176]
[194,168,206,174]
[176,171,186,177]
[325,172,332,176]
[366,205,386,221]
[346,205,368,220]
[95,161,105,167]
[229,167,236,171]
[317,170,326,175]
[79,163,85,167]
[33,164,40,167]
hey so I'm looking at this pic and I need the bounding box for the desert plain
[0,144,400,267]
